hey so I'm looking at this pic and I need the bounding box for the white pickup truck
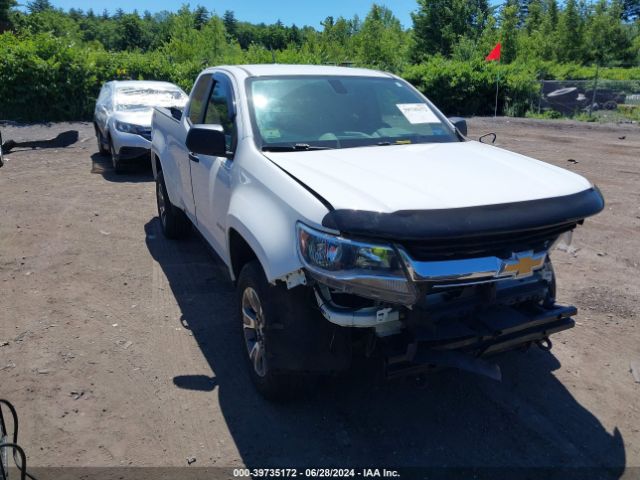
[151,65,604,399]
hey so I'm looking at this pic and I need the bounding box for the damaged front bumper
[309,260,575,379]
[383,302,575,380]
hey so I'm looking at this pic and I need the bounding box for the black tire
[96,128,109,155]
[109,137,124,174]
[237,261,305,400]
[156,170,190,239]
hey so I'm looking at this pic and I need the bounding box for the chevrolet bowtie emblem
[500,251,546,278]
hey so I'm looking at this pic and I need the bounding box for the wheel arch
[226,188,304,284]
[228,228,260,282]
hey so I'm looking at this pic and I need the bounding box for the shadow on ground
[144,217,625,475]
[90,153,153,183]
[2,130,79,153]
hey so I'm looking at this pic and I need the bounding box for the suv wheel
[109,138,124,174]
[156,170,190,239]
[96,129,109,155]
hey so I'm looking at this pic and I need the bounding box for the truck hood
[263,141,593,212]
[110,110,153,128]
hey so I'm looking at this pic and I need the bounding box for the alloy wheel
[241,286,267,377]
[156,181,167,228]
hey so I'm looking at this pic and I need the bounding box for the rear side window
[188,75,212,124]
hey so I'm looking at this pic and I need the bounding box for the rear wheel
[156,170,190,239]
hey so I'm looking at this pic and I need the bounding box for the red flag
[485,43,501,61]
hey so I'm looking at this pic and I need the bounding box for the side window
[188,74,212,124]
[203,76,236,155]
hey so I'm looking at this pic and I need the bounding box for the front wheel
[237,261,299,400]
[96,129,109,155]
[109,138,124,174]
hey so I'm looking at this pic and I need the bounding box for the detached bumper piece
[384,303,576,380]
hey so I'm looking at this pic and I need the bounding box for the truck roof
[205,64,393,78]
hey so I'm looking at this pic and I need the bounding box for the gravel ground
[0,118,638,476]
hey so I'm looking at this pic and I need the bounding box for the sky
[44,0,420,28]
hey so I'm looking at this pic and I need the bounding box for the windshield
[247,75,459,150]
[115,87,188,112]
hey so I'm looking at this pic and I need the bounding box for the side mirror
[448,117,467,137]
[0,130,4,168]
[186,124,226,157]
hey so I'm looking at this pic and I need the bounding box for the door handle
[188,152,199,163]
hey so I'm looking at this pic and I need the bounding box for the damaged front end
[308,253,572,381]
[295,197,602,380]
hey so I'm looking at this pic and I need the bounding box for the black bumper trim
[118,147,151,161]
[322,187,604,241]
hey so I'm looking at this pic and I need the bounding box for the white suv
[94,81,187,173]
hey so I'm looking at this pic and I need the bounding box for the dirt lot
[0,118,639,475]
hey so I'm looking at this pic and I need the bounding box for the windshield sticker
[263,129,281,139]
[396,103,439,124]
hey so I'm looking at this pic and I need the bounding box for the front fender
[226,185,302,283]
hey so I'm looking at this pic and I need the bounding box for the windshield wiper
[262,143,334,152]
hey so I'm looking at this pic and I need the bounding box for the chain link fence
[538,79,640,118]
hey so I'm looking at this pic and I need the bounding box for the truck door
[189,73,237,256]
[178,73,213,219]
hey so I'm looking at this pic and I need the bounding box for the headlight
[115,121,145,135]
[297,223,403,275]
[296,223,416,304]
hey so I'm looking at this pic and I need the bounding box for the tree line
[0,0,638,121]
[2,0,638,68]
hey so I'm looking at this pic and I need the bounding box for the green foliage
[0,32,97,120]
[539,61,640,79]
[0,31,203,121]
[556,0,584,62]
[354,5,409,72]
[584,0,633,65]
[0,0,16,26]
[402,58,540,116]
[222,10,238,41]
[525,109,564,119]
[622,0,640,20]
[0,2,638,122]
[26,0,52,14]
[411,0,491,60]
[500,1,520,63]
